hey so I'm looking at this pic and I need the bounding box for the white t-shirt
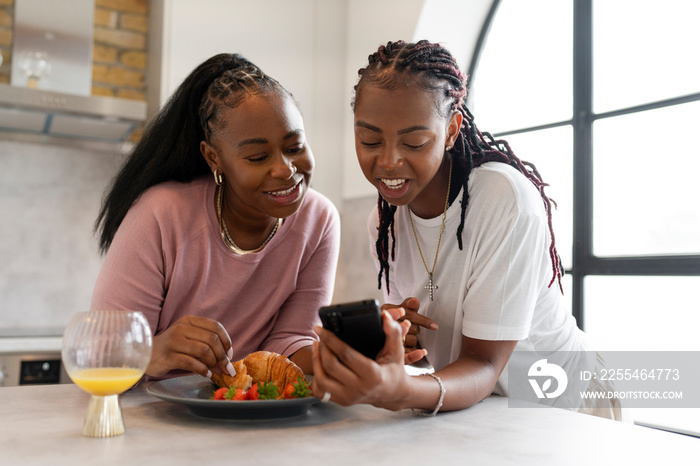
[368,162,589,395]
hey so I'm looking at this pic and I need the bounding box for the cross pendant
[425,273,438,301]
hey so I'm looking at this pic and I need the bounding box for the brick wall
[0,0,12,84]
[92,0,148,101]
[0,0,148,103]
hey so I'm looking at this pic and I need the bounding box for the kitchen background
[0,0,489,339]
[3,0,699,438]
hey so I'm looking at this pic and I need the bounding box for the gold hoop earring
[213,169,223,186]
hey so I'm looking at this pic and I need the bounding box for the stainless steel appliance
[0,0,147,142]
[0,352,71,386]
[0,330,71,386]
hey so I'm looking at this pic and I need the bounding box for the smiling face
[353,82,461,218]
[201,91,313,223]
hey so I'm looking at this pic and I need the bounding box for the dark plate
[146,374,319,420]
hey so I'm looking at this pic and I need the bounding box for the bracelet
[412,372,445,417]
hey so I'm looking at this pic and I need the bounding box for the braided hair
[353,40,562,293]
[95,53,289,253]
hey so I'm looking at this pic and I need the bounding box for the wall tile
[0,138,126,333]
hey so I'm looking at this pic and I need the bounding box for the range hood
[0,84,147,143]
[0,0,147,143]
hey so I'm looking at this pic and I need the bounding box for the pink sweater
[91,177,340,371]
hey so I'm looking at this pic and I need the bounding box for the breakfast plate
[147,374,319,420]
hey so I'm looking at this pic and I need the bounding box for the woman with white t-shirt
[311,40,619,420]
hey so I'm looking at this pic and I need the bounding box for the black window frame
[468,0,700,329]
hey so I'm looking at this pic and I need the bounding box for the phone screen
[319,300,386,359]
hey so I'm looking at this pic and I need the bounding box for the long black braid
[352,40,562,293]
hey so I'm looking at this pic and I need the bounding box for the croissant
[210,351,304,395]
[210,359,253,391]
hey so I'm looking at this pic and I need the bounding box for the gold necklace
[407,158,453,301]
[216,184,282,255]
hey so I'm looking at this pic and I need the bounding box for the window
[471,0,700,433]
[470,0,700,351]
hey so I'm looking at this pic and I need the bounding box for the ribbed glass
[61,310,152,438]
[62,310,152,375]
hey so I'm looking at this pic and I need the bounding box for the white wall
[413,0,492,71]
[158,0,344,205]
[0,1,496,335]
[0,135,126,334]
[155,0,493,204]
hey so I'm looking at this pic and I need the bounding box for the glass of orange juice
[62,310,152,438]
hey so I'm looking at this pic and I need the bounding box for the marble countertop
[0,381,697,465]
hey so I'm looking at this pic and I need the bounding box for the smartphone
[319,299,386,359]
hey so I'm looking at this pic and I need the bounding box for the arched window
[470,0,700,352]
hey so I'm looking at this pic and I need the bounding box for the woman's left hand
[381,298,431,364]
[311,310,412,410]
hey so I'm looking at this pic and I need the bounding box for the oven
[0,352,71,386]
[0,334,72,386]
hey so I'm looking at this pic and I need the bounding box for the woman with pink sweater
[91,54,339,381]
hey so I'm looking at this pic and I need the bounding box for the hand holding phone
[319,299,386,359]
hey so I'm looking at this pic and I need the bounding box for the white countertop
[0,381,697,465]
